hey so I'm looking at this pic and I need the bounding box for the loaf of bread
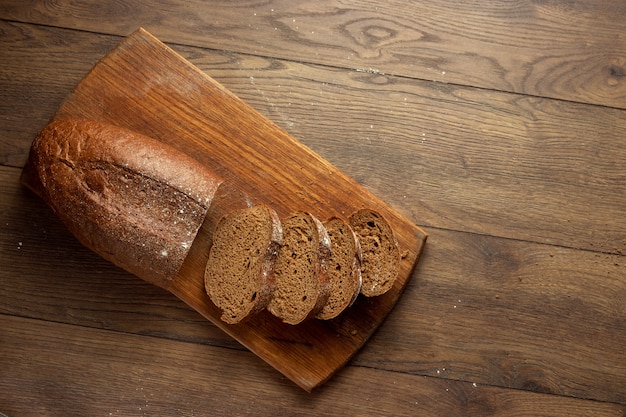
[22,118,404,326]
[21,117,222,289]
[349,209,400,296]
[316,217,362,320]
[204,205,282,324]
[267,212,331,325]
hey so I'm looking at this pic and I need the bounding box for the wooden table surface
[1,1,625,416]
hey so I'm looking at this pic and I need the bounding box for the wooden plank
[2,22,626,255]
[1,314,624,417]
[0,22,120,166]
[18,28,427,392]
[3,164,626,404]
[1,1,625,108]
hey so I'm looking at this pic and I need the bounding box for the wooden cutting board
[49,28,427,391]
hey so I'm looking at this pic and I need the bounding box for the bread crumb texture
[268,213,325,325]
[316,217,362,320]
[350,209,400,296]
[205,206,278,324]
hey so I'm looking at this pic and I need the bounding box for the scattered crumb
[356,68,385,75]
[350,329,357,336]
[401,250,409,259]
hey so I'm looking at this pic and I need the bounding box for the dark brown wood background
[1,1,625,415]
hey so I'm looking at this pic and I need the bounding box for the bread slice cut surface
[267,212,330,325]
[349,209,400,297]
[205,205,282,324]
[316,217,362,320]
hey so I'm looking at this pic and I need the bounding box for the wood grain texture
[2,0,626,413]
[2,22,625,255]
[2,314,625,417]
[3,164,625,404]
[24,28,427,391]
[1,0,625,108]
[0,22,120,166]
[361,230,626,404]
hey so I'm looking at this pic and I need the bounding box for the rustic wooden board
[4,164,626,405]
[38,28,427,391]
[4,22,626,255]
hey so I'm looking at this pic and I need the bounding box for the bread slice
[20,117,222,289]
[316,217,363,320]
[204,205,282,324]
[349,209,400,296]
[267,212,331,325]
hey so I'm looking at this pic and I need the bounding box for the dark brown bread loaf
[21,118,401,326]
[349,209,400,296]
[204,205,282,324]
[316,217,362,320]
[267,212,331,325]
[21,117,222,289]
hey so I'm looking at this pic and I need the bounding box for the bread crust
[316,217,363,320]
[308,214,332,317]
[21,118,222,288]
[204,205,283,324]
[259,207,283,312]
[268,212,331,325]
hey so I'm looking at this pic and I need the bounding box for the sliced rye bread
[267,212,331,325]
[316,217,363,320]
[204,205,282,324]
[349,209,400,297]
